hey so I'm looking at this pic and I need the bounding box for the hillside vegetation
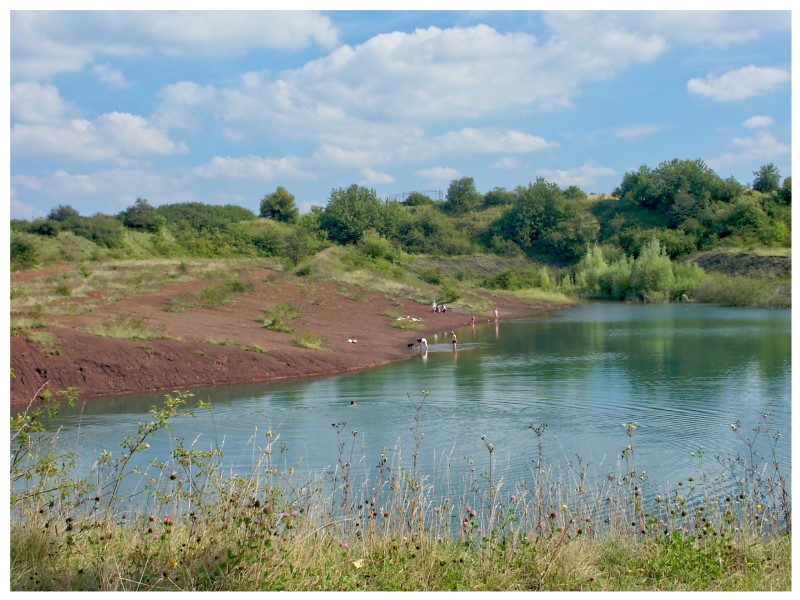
[10,158,791,308]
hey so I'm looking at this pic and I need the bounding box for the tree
[563,185,588,201]
[495,177,599,262]
[443,177,482,213]
[319,184,384,244]
[779,176,791,204]
[752,163,781,194]
[120,198,163,232]
[615,159,730,217]
[10,234,37,271]
[47,204,81,222]
[260,186,298,223]
[483,187,515,207]
[630,238,675,300]
[402,192,433,206]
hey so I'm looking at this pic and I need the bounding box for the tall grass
[86,313,182,341]
[9,390,790,591]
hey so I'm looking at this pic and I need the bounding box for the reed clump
[9,390,791,591]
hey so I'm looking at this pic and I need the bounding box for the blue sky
[6,4,793,220]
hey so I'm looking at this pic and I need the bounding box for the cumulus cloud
[708,131,790,168]
[11,169,191,215]
[536,161,616,187]
[10,198,45,220]
[361,168,396,185]
[11,11,339,80]
[547,11,789,48]
[11,112,187,163]
[687,66,789,101]
[490,157,524,170]
[417,166,460,182]
[435,128,556,154]
[743,115,775,129]
[11,81,77,125]
[195,155,315,182]
[91,63,130,89]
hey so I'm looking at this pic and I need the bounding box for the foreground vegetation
[10,158,791,309]
[10,391,791,591]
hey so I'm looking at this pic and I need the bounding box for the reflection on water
[31,303,791,500]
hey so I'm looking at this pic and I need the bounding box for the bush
[693,273,783,307]
[630,239,675,300]
[359,231,400,263]
[10,234,37,271]
[259,303,302,333]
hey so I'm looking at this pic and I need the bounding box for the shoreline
[10,270,562,407]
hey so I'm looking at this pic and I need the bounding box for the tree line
[11,159,791,275]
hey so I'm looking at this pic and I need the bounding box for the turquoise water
[32,303,791,500]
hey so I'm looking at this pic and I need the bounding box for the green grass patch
[389,319,426,330]
[291,331,327,350]
[242,344,269,353]
[87,314,181,341]
[25,331,61,355]
[258,302,302,333]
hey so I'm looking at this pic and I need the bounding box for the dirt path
[10,265,557,407]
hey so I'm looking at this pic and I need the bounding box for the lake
[29,302,791,507]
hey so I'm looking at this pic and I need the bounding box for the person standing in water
[451,331,457,352]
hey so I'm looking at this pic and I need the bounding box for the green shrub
[10,234,37,271]
[693,273,784,307]
[292,331,326,350]
[259,303,301,332]
[630,239,675,300]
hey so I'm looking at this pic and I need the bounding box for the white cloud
[687,66,789,102]
[11,169,191,215]
[743,115,775,129]
[550,11,789,48]
[490,157,523,170]
[96,113,188,156]
[91,63,130,89]
[285,23,662,121]
[361,168,396,185]
[195,155,315,182]
[536,161,616,187]
[708,131,790,169]
[10,198,45,220]
[11,81,76,125]
[11,11,339,80]
[613,123,665,142]
[152,81,220,131]
[435,128,556,154]
[417,166,460,182]
[11,112,187,163]
[313,144,387,169]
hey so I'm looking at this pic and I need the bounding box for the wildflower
[510,495,517,502]
[561,504,568,511]
[152,534,160,540]
[163,514,173,526]
[433,507,441,513]
[339,540,349,549]
[149,515,155,522]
